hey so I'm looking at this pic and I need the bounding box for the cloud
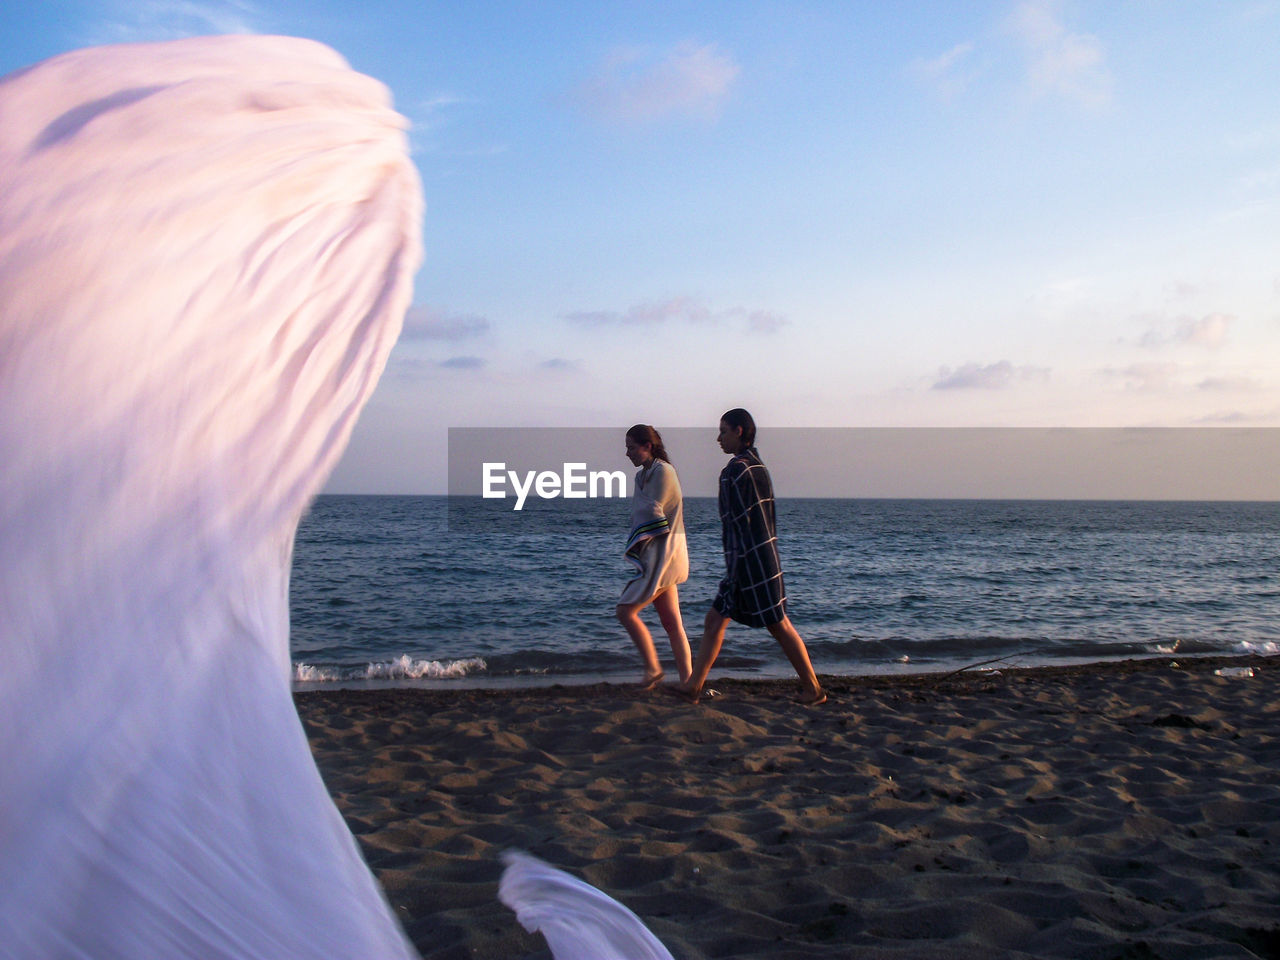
[744,310,789,334]
[909,42,977,99]
[1179,313,1232,348]
[406,94,466,144]
[1139,313,1233,349]
[440,356,486,370]
[1007,0,1111,107]
[1235,162,1280,194]
[418,93,468,114]
[1194,407,1279,425]
[574,42,740,125]
[932,360,1050,390]
[538,358,579,372]
[401,306,490,341]
[1099,362,1181,392]
[563,296,712,326]
[563,296,785,333]
[1135,330,1164,348]
[89,0,260,44]
[1198,375,1260,392]
[404,94,508,159]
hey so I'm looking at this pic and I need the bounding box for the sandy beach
[296,655,1279,960]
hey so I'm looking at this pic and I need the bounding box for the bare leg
[652,586,692,683]
[765,615,825,703]
[617,602,663,686]
[673,607,730,700]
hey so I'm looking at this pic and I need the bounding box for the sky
[5,1,1280,494]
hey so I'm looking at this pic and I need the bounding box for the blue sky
[5,1,1279,493]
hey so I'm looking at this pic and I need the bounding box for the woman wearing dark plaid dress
[674,409,826,705]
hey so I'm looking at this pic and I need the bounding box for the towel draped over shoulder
[619,459,688,605]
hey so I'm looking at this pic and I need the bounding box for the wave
[803,632,1258,667]
[294,655,487,683]
[1237,639,1278,656]
[292,633,1275,687]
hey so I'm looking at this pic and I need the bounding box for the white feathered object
[500,852,677,960]
[0,36,421,959]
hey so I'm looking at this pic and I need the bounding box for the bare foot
[637,671,665,691]
[666,682,701,703]
[798,688,827,706]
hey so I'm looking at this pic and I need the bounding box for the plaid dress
[712,446,787,627]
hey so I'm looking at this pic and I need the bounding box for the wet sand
[296,655,1279,959]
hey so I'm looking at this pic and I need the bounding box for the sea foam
[294,655,488,682]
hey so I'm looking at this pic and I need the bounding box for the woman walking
[617,424,692,688]
[674,409,825,705]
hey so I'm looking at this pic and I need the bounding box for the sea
[289,496,1279,689]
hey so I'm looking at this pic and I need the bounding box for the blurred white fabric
[500,852,677,960]
[0,35,422,958]
[0,34,678,960]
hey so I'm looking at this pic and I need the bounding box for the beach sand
[296,656,1279,960]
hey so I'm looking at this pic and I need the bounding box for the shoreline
[297,654,1279,959]
[291,649,1268,694]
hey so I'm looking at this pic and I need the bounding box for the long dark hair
[720,408,756,447]
[626,424,671,462]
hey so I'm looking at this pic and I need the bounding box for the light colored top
[619,458,689,605]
